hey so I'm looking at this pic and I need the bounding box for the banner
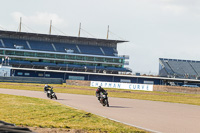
[90,81,153,91]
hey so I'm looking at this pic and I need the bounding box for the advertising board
[90,81,153,91]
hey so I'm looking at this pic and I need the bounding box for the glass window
[120,79,131,83]
[95,57,104,62]
[46,53,55,58]
[17,72,23,75]
[56,54,65,59]
[76,56,84,60]
[105,58,114,62]
[45,74,50,77]
[0,50,4,55]
[119,59,124,63]
[5,51,15,55]
[25,52,35,57]
[67,55,75,60]
[36,53,46,57]
[113,58,121,63]
[24,73,30,76]
[69,76,84,80]
[15,51,24,56]
[144,81,154,84]
[86,57,94,61]
[38,73,44,77]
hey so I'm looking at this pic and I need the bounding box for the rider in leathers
[44,84,52,98]
[96,86,106,101]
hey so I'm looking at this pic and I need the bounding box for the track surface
[1,89,200,133]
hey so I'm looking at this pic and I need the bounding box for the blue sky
[1,0,200,75]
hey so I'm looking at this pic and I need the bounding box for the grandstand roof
[0,30,128,45]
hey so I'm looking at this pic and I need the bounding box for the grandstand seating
[0,39,4,48]
[180,61,197,76]
[1,38,117,56]
[190,62,200,75]
[2,38,29,49]
[101,47,116,56]
[54,43,79,53]
[159,58,200,79]
[78,45,103,55]
[167,60,185,75]
[29,40,54,51]
[0,34,129,74]
[161,61,174,75]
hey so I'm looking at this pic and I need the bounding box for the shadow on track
[56,99,68,101]
[108,106,131,108]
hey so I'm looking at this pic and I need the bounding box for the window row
[0,50,124,64]
[9,57,123,68]
[17,72,50,77]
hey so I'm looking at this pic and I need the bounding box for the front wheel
[102,99,107,106]
[55,95,57,100]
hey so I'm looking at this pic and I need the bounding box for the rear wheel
[106,100,109,107]
[104,99,109,107]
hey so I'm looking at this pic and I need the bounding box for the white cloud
[11,12,64,26]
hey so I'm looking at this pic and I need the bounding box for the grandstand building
[2,30,200,86]
[0,30,131,80]
[159,58,200,79]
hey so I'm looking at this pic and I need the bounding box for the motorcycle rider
[44,84,52,98]
[96,86,106,101]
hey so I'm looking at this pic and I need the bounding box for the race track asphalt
[1,88,200,133]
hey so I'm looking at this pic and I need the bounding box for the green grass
[1,82,200,106]
[0,94,145,133]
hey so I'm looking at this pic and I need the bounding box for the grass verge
[0,94,145,133]
[0,82,200,106]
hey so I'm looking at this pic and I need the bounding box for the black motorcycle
[99,91,109,107]
[46,87,57,100]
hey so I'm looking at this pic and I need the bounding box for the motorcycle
[99,91,109,107]
[46,87,57,100]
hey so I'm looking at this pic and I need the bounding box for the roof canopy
[0,30,128,46]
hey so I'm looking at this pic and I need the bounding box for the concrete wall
[153,85,200,94]
[0,76,63,84]
[66,80,200,94]
[66,80,90,86]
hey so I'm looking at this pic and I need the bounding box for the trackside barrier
[0,76,63,84]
